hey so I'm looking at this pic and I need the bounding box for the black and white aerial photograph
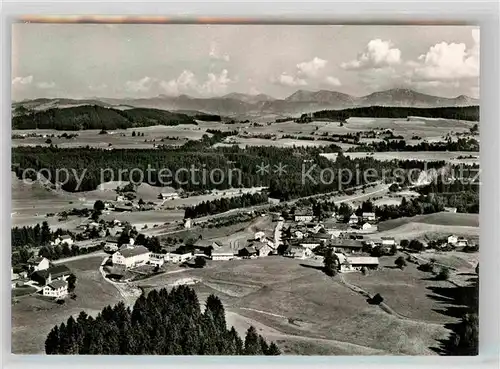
[11,22,479,356]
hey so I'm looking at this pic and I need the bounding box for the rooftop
[119,246,150,258]
[47,279,68,290]
[33,264,71,279]
[330,239,363,248]
[346,256,379,265]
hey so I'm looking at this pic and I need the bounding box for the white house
[169,252,193,263]
[340,256,380,273]
[52,234,74,246]
[456,237,469,247]
[160,192,180,200]
[116,195,125,202]
[362,222,372,231]
[149,253,166,267]
[43,280,68,299]
[362,212,377,222]
[27,256,50,272]
[381,237,396,246]
[444,207,457,213]
[294,211,314,222]
[348,214,359,224]
[112,246,150,268]
[285,246,312,259]
[447,235,458,245]
[184,218,192,229]
[210,251,235,261]
[104,237,119,252]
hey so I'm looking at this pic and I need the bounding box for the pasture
[136,256,454,355]
[11,256,122,354]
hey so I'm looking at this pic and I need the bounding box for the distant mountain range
[13,88,479,117]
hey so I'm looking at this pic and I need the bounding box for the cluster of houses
[16,256,73,299]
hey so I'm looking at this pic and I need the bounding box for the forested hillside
[13,145,444,200]
[12,105,196,130]
[45,286,281,355]
[308,105,479,122]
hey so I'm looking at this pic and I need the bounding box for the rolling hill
[13,88,479,118]
[12,105,196,130]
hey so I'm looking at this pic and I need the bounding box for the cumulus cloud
[36,81,56,89]
[325,76,341,87]
[274,73,307,87]
[125,76,155,92]
[209,42,230,62]
[160,69,234,96]
[296,57,327,78]
[12,75,33,85]
[341,39,401,70]
[411,34,479,81]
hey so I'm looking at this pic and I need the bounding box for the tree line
[347,137,479,152]
[12,105,196,130]
[45,286,281,355]
[184,192,269,219]
[311,105,479,122]
[13,145,444,201]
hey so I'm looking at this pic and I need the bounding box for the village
[11,195,477,304]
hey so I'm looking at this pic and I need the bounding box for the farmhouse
[294,211,314,223]
[381,237,396,246]
[169,252,193,263]
[114,205,134,212]
[444,207,457,213]
[27,256,50,272]
[31,264,71,286]
[104,237,119,252]
[112,246,150,268]
[361,222,373,231]
[149,253,166,267]
[184,218,192,229]
[160,192,180,200]
[52,234,74,246]
[284,245,312,259]
[330,239,363,254]
[456,237,469,247]
[348,214,359,224]
[43,280,68,299]
[362,212,377,222]
[447,235,458,245]
[339,256,380,273]
[210,248,235,261]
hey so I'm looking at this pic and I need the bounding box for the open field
[12,256,122,354]
[12,125,208,149]
[378,212,479,231]
[136,256,454,355]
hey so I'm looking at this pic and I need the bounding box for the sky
[12,24,480,101]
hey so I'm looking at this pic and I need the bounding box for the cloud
[342,39,401,70]
[209,42,230,62]
[12,75,33,85]
[325,76,341,87]
[249,86,260,95]
[125,76,154,92]
[410,35,479,81]
[274,73,307,87]
[160,69,234,96]
[36,81,56,89]
[296,57,327,78]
